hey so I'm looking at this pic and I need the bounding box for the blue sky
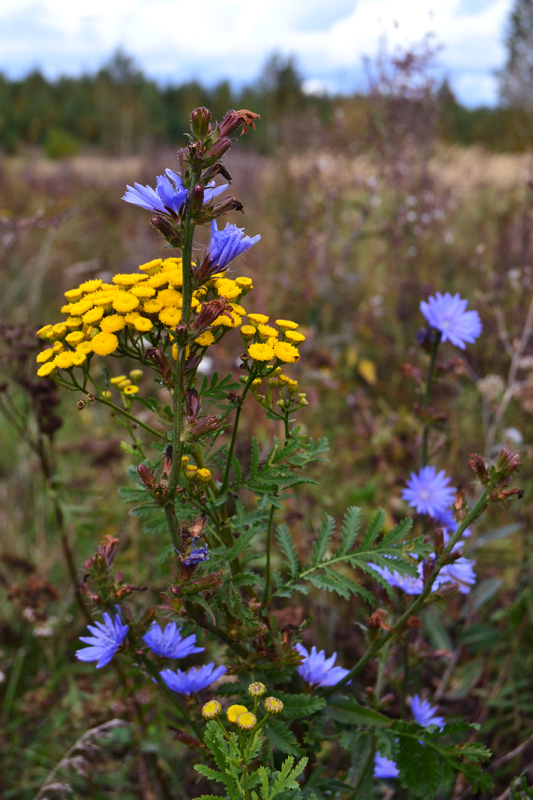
[0,0,513,107]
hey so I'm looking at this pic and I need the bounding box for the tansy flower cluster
[243,316,305,367]
[34,259,251,377]
[201,682,284,735]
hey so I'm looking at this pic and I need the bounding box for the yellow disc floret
[276,319,299,330]
[112,292,140,313]
[248,682,266,698]
[248,343,275,362]
[273,342,300,363]
[91,332,119,356]
[264,697,284,715]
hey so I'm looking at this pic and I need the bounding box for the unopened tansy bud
[264,697,284,715]
[202,700,222,720]
[196,468,212,483]
[129,369,143,382]
[248,681,266,697]
[236,711,257,731]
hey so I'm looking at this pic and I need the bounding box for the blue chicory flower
[160,662,227,695]
[374,752,400,779]
[76,610,129,669]
[420,291,482,349]
[295,644,350,687]
[142,621,204,659]
[123,169,227,216]
[368,562,424,595]
[374,695,444,780]
[402,465,455,517]
[208,219,261,271]
[435,554,477,594]
[182,537,209,567]
[410,695,445,729]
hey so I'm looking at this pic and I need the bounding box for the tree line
[1,48,533,159]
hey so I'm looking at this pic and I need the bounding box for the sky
[0,0,514,107]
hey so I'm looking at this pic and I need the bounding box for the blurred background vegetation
[3,11,533,798]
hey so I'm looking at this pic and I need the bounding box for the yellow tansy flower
[77,341,94,355]
[273,342,300,363]
[215,278,241,300]
[230,303,246,315]
[65,331,86,345]
[196,468,212,482]
[138,258,163,274]
[123,385,139,395]
[82,307,104,324]
[248,343,275,361]
[52,323,67,338]
[64,288,83,300]
[110,375,128,385]
[247,313,269,325]
[285,330,306,343]
[65,299,94,316]
[91,332,119,356]
[158,288,182,307]
[257,324,279,339]
[159,308,182,327]
[130,285,156,298]
[264,697,284,715]
[147,272,170,289]
[227,704,248,723]
[112,292,140,313]
[37,325,54,340]
[37,362,56,377]
[65,316,83,329]
[143,299,163,314]
[112,273,147,286]
[54,352,75,370]
[101,315,126,333]
[211,312,242,329]
[36,349,55,363]
[236,712,257,731]
[127,314,153,333]
[194,331,215,347]
[53,342,64,353]
[240,325,256,339]
[276,319,299,330]
[78,279,103,293]
[236,276,253,293]
[92,292,118,307]
[71,351,87,366]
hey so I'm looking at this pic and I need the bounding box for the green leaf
[274,692,326,720]
[359,508,386,550]
[265,718,303,756]
[311,514,335,564]
[340,506,362,553]
[276,524,301,579]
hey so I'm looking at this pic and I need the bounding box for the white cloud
[0,0,514,105]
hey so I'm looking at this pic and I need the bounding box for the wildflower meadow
[1,103,533,800]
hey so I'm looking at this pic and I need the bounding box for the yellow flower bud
[248,682,266,697]
[202,700,222,720]
[264,697,284,715]
[236,711,257,731]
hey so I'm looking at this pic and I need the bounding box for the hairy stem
[421,332,441,468]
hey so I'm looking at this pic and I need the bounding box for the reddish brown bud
[194,298,232,330]
[207,136,232,161]
[434,527,444,554]
[145,347,173,386]
[150,216,182,246]
[191,184,205,212]
[137,463,154,487]
[185,388,200,420]
[367,608,393,630]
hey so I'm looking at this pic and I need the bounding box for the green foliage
[273,506,426,601]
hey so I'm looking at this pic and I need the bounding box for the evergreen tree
[499,0,533,109]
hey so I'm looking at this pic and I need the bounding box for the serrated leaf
[340,506,362,553]
[225,527,257,562]
[276,525,301,579]
[359,508,386,549]
[275,692,326,720]
[311,514,335,564]
[381,516,413,547]
[194,764,224,782]
[265,718,303,756]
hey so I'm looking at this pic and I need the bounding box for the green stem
[221,374,256,493]
[374,639,392,700]
[421,332,441,468]
[95,396,162,439]
[322,480,495,697]
[262,500,277,607]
